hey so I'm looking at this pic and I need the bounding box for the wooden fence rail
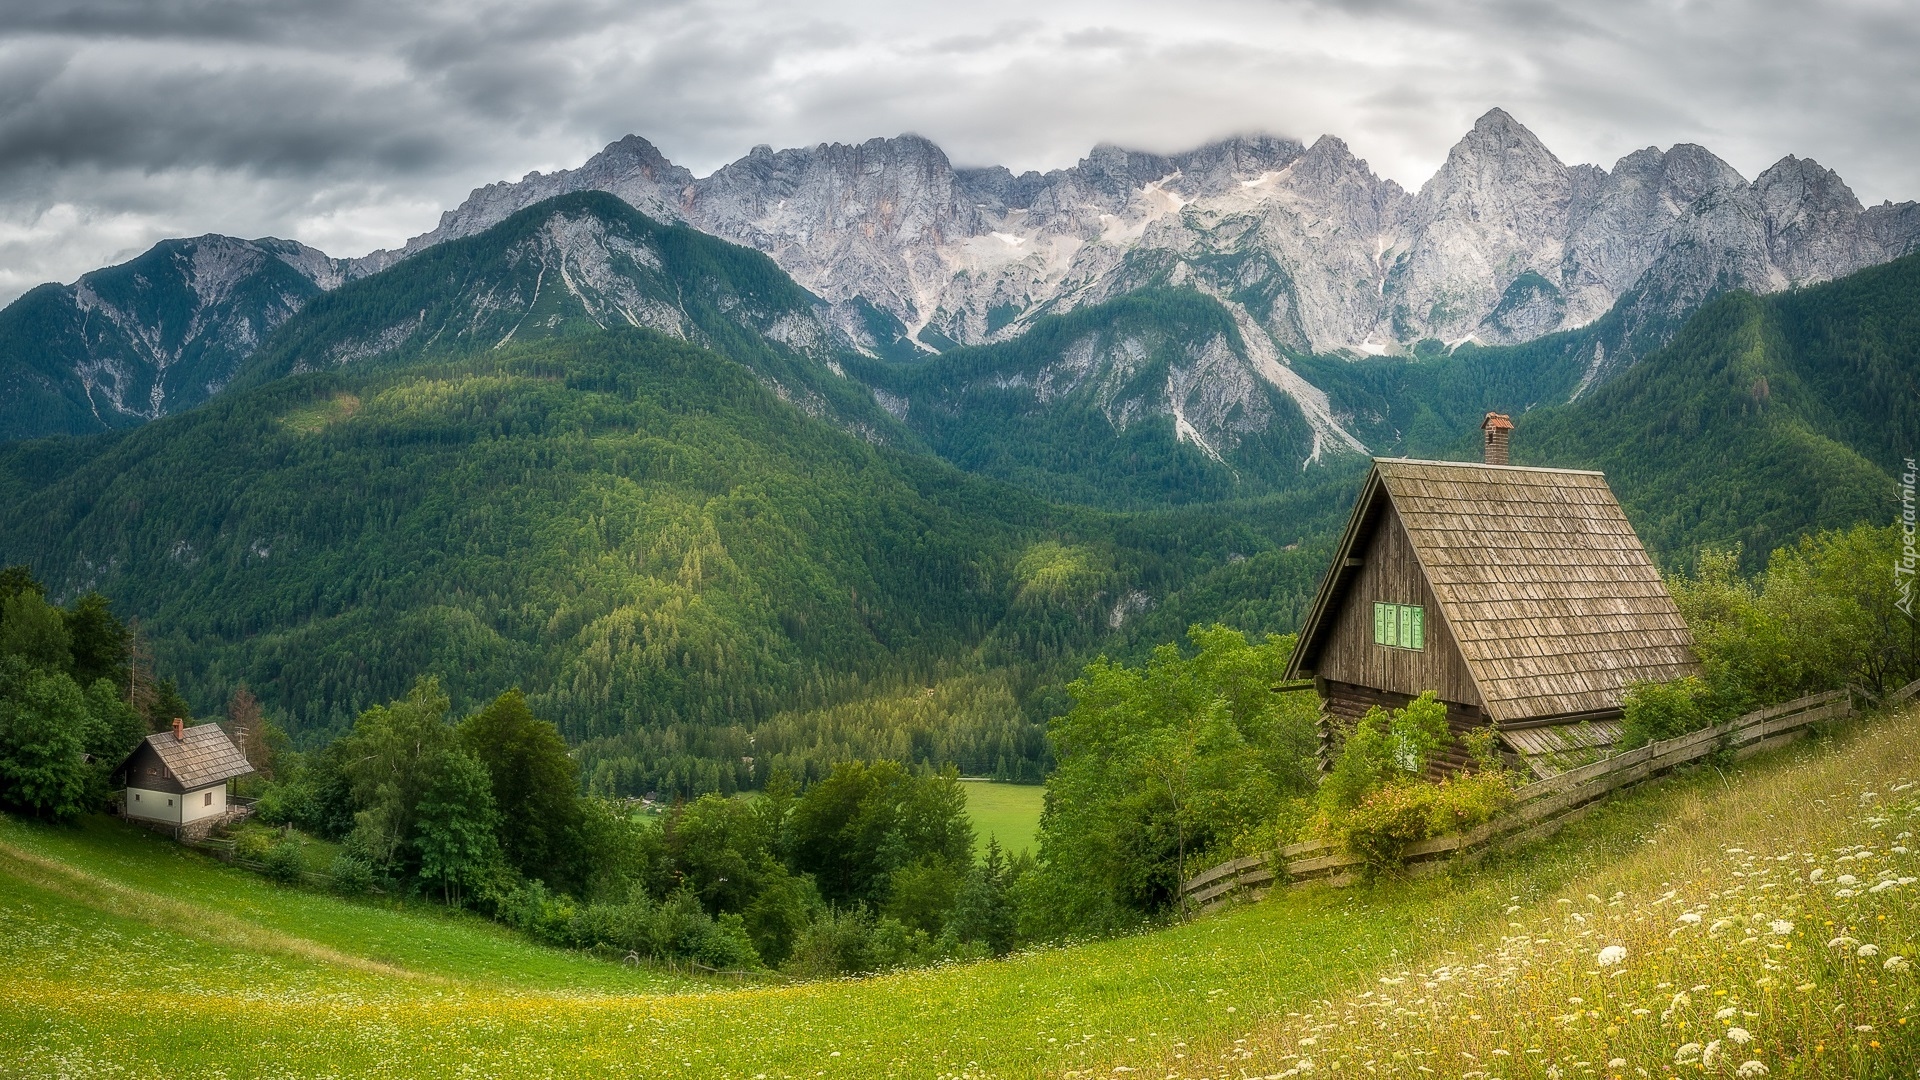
[1181,688,1859,913]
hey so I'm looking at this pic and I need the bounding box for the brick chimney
[1482,412,1513,465]
[172,717,185,741]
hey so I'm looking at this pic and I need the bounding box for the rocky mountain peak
[1754,155,1865,218]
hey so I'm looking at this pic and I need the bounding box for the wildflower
[1869,880,1898,893]
[1837,874,1858,885]
[1703,1040,1724,1068]
[1678,912,1703,925]
[1709,918,1734,935]
[1835,888,1858,898]
[1767,920,1793,935]
[1726,1027,1752,1045]
[1826,936,1859,950]
[1597,945,1627,967]
[1675,1042,1703,1064]
[1714,1007,1738,1021]
[1671,991,1692,1008]
[1735,1062,1769,1078]
[1857,943,1880,958]
[1794,983,1816,992]
[1884,955,1912,973]
[1809,869,1827,882]
[1855,1025,1874,1033]
[1607,1058,1626,1069]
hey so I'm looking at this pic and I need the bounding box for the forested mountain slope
[0,235,348,440]
[0,324,1346,792]
[1516,251,1920,567]
[234,191,892,437]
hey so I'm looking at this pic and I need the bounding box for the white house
[116,718,255,830]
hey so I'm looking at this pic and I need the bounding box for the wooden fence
[1180,686,1865,914]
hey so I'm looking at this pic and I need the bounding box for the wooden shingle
[1285,458,1702,725]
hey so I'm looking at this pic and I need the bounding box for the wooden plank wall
[1312,501,1483,708]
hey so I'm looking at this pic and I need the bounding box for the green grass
[4,713,1917,1077]
[960,779,1045,856]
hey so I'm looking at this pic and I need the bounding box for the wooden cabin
[116,718,255,832]
[1282,415,1702,777]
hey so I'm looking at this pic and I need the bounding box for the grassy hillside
[5,708,1915,1077]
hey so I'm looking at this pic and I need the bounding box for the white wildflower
[1726,1027,1752,1045]
[1837,874,1859,885]
[1827,936,1859,950]
[1607,1059,1627,1069]
[1703,1040,1724,1068]
[1675,1042,1703,1064]
[1855,1025,1875,1033]
[1767,919,1793,935]
[1678,912,1703,925]
[1869,879,1898,893]
[1735,1062,1769,1078]
[1708,918,1734,935]
[1857,943,1880,958]
[1672,990,1692,1008]
[1885,955,1912,973]
[1835,888,1858,898]
[1597,945,1628,967]
[1809,869,1827,881]
[1714,1007,1738,1021]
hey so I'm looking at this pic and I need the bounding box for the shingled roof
[1286,458,1701,723]
[133,722,255,790]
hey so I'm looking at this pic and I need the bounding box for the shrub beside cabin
[1282,414,1702,778]
[115,718,255,835]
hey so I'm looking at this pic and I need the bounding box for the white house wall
[125,784,226,825]
[125,786,183,824]
[183,784,227,823]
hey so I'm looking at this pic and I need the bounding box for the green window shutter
[1374,602,1387,646]
[1397,605,1411,649]
[1409,606,1425,650]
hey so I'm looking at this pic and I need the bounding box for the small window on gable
[1372,602,1425,651]
[205,791,214,807]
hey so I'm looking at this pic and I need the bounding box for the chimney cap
[1482,411,1513,431]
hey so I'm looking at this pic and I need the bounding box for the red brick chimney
[1482,412,1513,465]
[172,717,185,741]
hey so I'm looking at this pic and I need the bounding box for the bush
[329,853,376,895]
[1318,692,1452,814]
[1323,771,1516,870]
[1312,691,1516,871]
[260,838,306,886]
[783,905,927,978]
[1619,676,1715,749]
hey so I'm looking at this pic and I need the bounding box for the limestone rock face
[370,110,1919,363]
[0,235,348,437]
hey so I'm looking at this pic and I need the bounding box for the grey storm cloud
[0,0,1915,303]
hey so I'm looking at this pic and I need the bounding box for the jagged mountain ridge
[4,108,1917,445]
[234,192,892,437]
[0,235,350,439]
[369,109,1920,361]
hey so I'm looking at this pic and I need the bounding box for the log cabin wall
[1312,501,1483,710]
[1316,680,1490,775]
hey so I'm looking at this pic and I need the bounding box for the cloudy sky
[1,0,1915,304]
